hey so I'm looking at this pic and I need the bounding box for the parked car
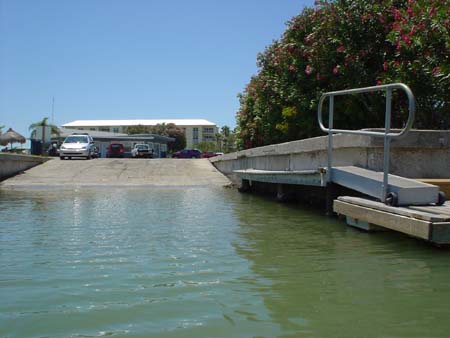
[201,151,218,158]
[131,144,153,158]
[59,133,95,160]
[107,143,125,158]
[47,143,59,157]
[172,149,202,158]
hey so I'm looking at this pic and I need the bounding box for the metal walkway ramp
[331,166,441,206]
[317,83,445,207]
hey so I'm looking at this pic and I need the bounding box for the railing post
[317,83,414,205]
[381,88,392,202]
[327,95,334,183]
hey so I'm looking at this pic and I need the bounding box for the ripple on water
[0,188,450,337]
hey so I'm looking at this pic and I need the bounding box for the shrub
[236,0,449,149]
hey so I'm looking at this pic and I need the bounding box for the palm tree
[220,125,231,152]
[29,117,60,155]
[215,132,223,152]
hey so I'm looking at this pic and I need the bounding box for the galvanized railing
[317,83,415,203]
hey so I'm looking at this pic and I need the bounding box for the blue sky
[0,0,313,140]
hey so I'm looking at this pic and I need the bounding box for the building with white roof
[62,119,218,148]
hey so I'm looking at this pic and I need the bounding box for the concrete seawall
[210,130,450,185]
[0,153,50,181]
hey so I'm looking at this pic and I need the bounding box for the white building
[62,119,218,148]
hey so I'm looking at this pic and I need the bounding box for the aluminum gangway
[318,83,445,206]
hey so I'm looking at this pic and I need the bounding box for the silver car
[59,134,95,160]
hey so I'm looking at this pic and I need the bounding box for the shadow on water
[230,192,450,337]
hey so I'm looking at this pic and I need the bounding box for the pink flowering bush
[235,0,449,149]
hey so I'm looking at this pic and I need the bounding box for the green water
[0,188,449,338]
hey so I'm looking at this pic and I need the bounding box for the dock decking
[334,196,450,245]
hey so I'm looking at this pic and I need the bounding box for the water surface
[1,188,449,337]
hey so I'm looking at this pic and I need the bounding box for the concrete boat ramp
[0,158,231,189]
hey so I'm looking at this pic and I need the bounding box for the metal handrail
[317,83,415,203]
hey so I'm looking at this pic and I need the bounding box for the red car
[172,149,202,158]
[107,143,125,158]
[201,151,218,158]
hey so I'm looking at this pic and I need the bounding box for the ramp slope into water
[0,158,231,189]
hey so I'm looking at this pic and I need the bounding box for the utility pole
[51,97,55,124]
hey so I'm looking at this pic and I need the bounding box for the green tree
[163,124,186,152]
[125,124,153,134]
[215,125,236,153]
[29,117,60,155]
[226,128,236,153]
[215,132,223,152]
[126,123,186,153]
[236,0,450,149]
[221,126,229,151]
[196,141,217,152]
[0,125,4,134]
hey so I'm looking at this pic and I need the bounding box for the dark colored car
[201,151,218,158]
[172,149,202,159]
[92,146,99,158]
[107,143,125,158]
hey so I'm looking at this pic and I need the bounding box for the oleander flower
[305,65,312,75]
[432,67,441,76]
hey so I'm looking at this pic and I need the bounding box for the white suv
[59,133,95,160]
[131,144,152,158]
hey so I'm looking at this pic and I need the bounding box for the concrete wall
[0,153,49,181]
[210,130,450,184]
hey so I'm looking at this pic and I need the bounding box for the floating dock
[234,168,450,245]
[334,196,450,245]
[233,168,325,187]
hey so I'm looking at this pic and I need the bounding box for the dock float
[233,168,326,187]
[334,196,450,245]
